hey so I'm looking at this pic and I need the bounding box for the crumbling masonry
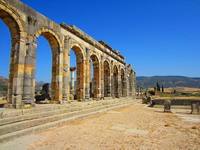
[0,0,136,108]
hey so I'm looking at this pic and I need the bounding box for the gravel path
[27,100,200,150]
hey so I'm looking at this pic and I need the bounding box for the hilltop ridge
[136,76,200,88]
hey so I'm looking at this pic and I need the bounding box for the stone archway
[34,28,62,102]
[0,3,27,107]
[113,65,118,98]
[90,54,100,99]
[69,45,85,101]
[103,60,111,97]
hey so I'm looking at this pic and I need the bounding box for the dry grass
[149,87,200,92]
[152,96,200,99]
[0,99,7,104]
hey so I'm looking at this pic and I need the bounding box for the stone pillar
[100,59,104,99]
[22,35,37,106]
[76,57,85,101]
[191,102,200,114]
[164,99,171,112]
[70,67,76,95]
[123,77,127,97]
[111,72,114,98]
[51,49,63,103]
[21,16,38,107]
[133,71,136,99]
[126,75,130,97]
[108,75,111,97]
[62,50,70,102]
[85,49,90,100]
[7,36,27,108]
[62,38,72,102]
[118,72,121,98]
[130,70,135,98]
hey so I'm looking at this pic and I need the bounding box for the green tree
[161,85,164,92]
[173,89,176,93]
[156,82,160,91]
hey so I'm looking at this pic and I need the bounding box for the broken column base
[191,102,200,114]
[164,99,171,113]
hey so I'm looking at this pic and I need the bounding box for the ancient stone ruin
[35,83,50,102]
[0,0,136,108]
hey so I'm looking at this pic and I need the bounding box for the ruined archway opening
[0,9,20,104]
[113,65,118,98]
[121,69,125,97]
[69,49,76,100]
[35,32,59,103]
[69,46,84,101]
[90,55,100,99]
[35,36,52,103]
[103,61,110,97]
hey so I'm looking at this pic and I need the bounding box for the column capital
[70,66,76,71]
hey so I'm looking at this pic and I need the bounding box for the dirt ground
[29,99,200,150]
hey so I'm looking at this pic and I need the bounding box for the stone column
[51,49,63,103]
[117,72,121,98]
[76,57,85,101]
[70,67,76,95]
[85,49,90,100]
[133,71,136,99]
[62,38,71,102]
[101,60,104,99]
[164,99,171,112]
[6,36,27,108]
[22,35,37,106]
[123,77,127,97]
[92,61,101,100]
[191,102,200,114]
[62,51,70,102]
[58,51,64,102]
[111,72,114,98]
[20,16,38,107]
[126,75,130,97]
[107,75,112,97]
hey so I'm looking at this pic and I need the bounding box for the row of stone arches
[0,2,135,107]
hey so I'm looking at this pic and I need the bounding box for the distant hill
[35,81,46,89]
[0,77,48,90]
[1,76,200,90]
[0,76,8,86]
[136,76,200,88]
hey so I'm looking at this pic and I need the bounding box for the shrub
[148,90,155,95]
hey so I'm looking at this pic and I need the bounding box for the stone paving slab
[125,129,148,135]
[111,124,148,135]
[0,134,43,150]
[179,116,200,123]
[111,124,130,131]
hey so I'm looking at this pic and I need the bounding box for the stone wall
[0,0,136,108]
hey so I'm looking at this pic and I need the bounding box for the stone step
[0,98,128,126]
[0,99,132,136]
[0,99,126,125]
[0,105,108,135]
[0,101,112,126]
[0,100,133,143]
[0,98,127,119]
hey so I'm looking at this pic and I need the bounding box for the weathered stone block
[164,99,171,112]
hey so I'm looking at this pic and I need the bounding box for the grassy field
[148,86,200,98]
[149,87,200,92]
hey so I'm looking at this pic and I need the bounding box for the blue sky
[0,0,200,82]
